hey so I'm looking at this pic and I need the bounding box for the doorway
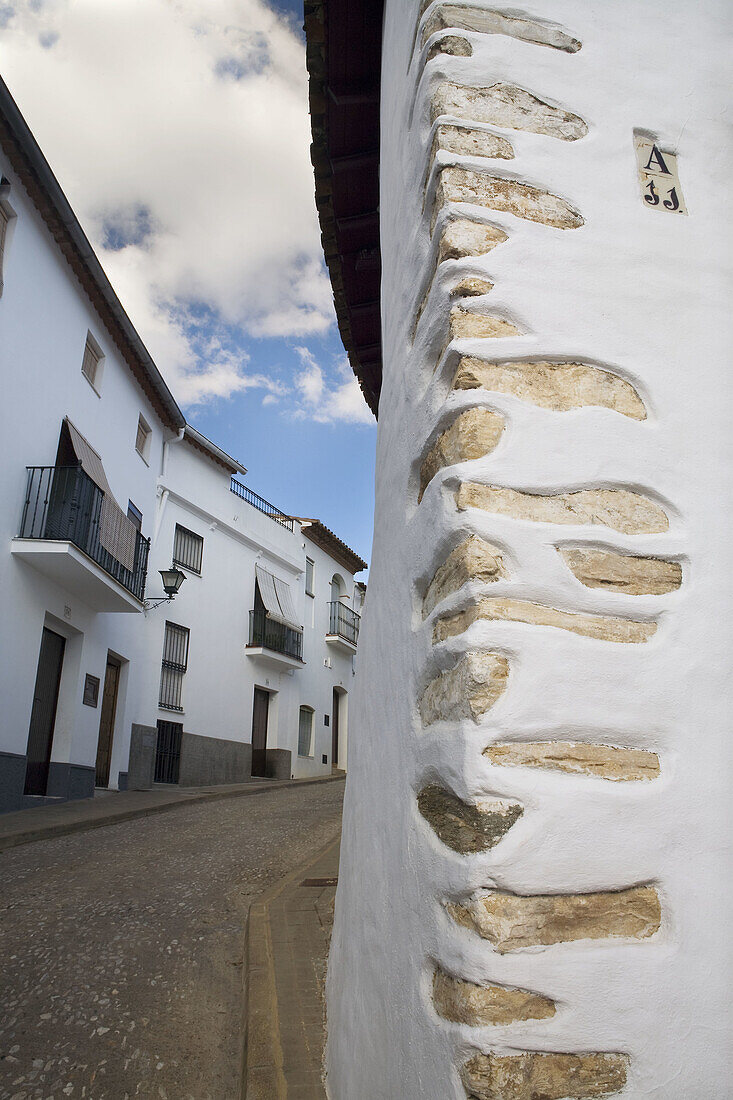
[95,656,121,787]
[24,627,66,795]
[331,688,340,769]
[251,687,269,777]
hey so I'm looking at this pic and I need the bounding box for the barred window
[298,706,314,757]
[305,557,315,597]
[159,621,189,712]
[81,333,103,390]
[173,524,204,574]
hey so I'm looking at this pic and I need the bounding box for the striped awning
[255,565,300,629]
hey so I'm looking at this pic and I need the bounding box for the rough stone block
[447,884,661,952]
[484,740,660,781]
[460,1051,629,1100]
[438,218,508,262]
[427,34,472,60]
[433,968,555,1026]
[559,547,682,594]
[450,307,521,340]
[431,82,588,141]
[456,483,670,535]
[430,123,514,167]
[452,276,495,297]
[435,596,656,644]
[453,358,646,419]
[419,407,505,501]
[421,5,581,54]
[417,784,522,853]
[435,166,584,229]
[420,651,509,725]
[423,535,507,617]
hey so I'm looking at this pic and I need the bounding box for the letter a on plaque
[634,134,688,215]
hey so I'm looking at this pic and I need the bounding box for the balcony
[230,478,293,530]
[246,608,304,669]
[326,601,361,653]
[11,466,149,612]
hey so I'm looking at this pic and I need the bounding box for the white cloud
[0,0,337,404]
[294,348,373,426]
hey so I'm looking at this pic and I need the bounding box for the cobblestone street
[0,780,344,1100]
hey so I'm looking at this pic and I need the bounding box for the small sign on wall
[83,673,100,708]
[635,135,687,215]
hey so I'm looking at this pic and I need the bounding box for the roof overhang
[297,518,368,575]
[183,425,247,475]
[304,0,384,419]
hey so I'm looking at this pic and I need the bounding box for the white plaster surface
[326,1,733,1096]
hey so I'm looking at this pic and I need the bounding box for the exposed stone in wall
[438,218,508,262]
[460,1051,629,1100]
[453,358,646,420]
[450,307,521,340]
[419,407,505,502]
[417,785,522,853]
[484,740,661,782]
[434,597,656,644]
[419,652,509,725]
[560,547,682,595]
[456,484,670,535]
[433,969,555,1027]
[431,83,588,142]
[420,5,582,54]
[435,167,584,230]
[447,885,661,952]
[427,35,472,61]
[423,535,507,618]
[452,276,495,298]
[430,123,514,169]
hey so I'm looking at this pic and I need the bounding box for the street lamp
[144,566,186,609]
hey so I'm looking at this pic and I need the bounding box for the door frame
[251,686,270,777]
[95,654,121,788]
[24,626,66,796]
[331,687,340,768]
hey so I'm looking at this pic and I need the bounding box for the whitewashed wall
[327,2,733,1097]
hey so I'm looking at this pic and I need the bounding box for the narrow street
[0,780,345,1100]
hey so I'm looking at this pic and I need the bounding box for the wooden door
[24,627,65,795]
[331,688,340,768]
[95,658,120,787]
[251,688,269,777]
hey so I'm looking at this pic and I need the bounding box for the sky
[0,0,377,567]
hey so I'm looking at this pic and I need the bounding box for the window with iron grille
[298,706,314,757]
[81,333,103,390]
[305,557,315,597]
[159,621,189,712]
[173,524,204,574]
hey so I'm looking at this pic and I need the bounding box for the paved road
[0,780,344,1100]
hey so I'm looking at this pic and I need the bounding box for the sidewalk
[0,773,344,853]
[244,835,340,1098]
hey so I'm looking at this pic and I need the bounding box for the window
[135,414,152,461]
[298,706,314,757]
[0,184,16,297]
[305,557,315,597]
[127,501,143,532]
[81,332,104,391]
[159,621,189,712]
[173,524,204,574]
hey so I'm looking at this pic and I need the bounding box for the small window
[173,524,204,575]
[298,706,314,757]
[159,621,189,712]
[135,414,152,461]
[305,557,315,597]
[127,501,143,532]
[81,332,104,391]
[0,184,16,297]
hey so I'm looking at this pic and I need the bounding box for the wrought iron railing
[248,609,303,661]
[328,601,361,646]
[230,478,293,530]
[19,465,149,602]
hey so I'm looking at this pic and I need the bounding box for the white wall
[327,1,733,1097]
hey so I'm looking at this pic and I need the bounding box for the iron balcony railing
[19,465,150,602]
[248,609,303,662]
[230,478,293,530]
[328,601,361,646]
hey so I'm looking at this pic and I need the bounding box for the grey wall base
[265,748,292,781]
[0,751,28,814]
[179,732,252,787]
[0,752,95,815]
[128,725,157,790]
[47,762,95,802]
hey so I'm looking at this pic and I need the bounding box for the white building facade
[0,77,365,813]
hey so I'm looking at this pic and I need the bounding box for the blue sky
[0,0,377,567]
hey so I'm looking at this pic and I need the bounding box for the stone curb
[0,774,345,853]
[241,833,340,1099]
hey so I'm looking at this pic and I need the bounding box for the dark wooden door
[331,688,340,768]
[24,627,65,795]
[251,688,269,777]
[95,658,120,787]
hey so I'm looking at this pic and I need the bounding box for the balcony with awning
[10,419,149,612]
[245,565,304,668]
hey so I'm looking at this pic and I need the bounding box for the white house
[0,76,366,812]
